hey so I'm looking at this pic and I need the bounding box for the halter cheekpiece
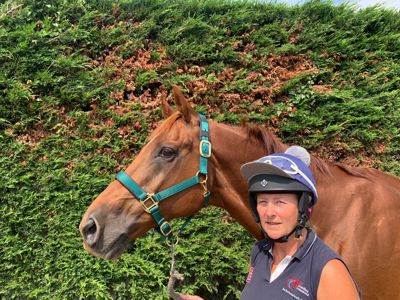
[115,114,211,239]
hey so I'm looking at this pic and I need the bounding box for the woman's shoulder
[255,238,272,252]
[250,238,271,261]
[318,259,361,299]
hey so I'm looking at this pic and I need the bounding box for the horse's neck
[208,122,285,239]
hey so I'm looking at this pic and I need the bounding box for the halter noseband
[115,114,211,239]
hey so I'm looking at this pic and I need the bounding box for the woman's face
[256,193,299,240]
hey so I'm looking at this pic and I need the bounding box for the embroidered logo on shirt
[288,278,302,289]
[283,278,310,299]
[246,266,254,283]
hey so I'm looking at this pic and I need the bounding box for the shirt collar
[293,229,317,260]
[258,229,318,260]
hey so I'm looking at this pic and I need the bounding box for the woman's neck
[272,228,308,262]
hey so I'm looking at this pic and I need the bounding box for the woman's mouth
[266,221,281,226]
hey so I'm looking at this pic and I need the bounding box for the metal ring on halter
[166,233,179,247]
[196,171,209,194]
[196,171,208,184]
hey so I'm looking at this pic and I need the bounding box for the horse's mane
[311,156,333,177]
[245,123,374,180]
[246,124,286,154]
[334,162,375,179]
[313,156,376,180]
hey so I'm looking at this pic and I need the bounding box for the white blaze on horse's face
[79,112,205,260]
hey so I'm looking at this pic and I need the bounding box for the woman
[240,146,361,300]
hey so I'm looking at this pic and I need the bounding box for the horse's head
[79,86,213,259]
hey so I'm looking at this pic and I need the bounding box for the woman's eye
[257,200,268,206]
[158,147,177,160]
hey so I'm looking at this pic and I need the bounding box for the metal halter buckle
[160,221,172,237]
[141,194,158,213]
[199,140,211,158]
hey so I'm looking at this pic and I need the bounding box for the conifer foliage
[1,0,399,299]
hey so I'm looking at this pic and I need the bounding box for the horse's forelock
[149,112,183,140]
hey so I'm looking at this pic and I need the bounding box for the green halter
[115,114,211,239]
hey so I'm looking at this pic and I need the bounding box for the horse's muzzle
[79,212,133,260]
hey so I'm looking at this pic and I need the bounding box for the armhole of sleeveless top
[312,256,361,299]
[309,242,339,298]
[333,258,362,299]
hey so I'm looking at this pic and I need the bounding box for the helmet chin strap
[265,225,298,243]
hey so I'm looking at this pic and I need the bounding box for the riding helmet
[240,146,318,239]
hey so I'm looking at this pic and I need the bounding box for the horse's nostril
[86,218,96,234]
[83,217,98,248]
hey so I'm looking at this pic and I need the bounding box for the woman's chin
[268,234,284,240]
[263,228,287,240]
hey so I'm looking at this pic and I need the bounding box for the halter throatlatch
[115,114,211,239]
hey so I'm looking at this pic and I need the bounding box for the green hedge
[1,0,399,299]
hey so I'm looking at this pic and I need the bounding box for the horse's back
[313,165,400,300]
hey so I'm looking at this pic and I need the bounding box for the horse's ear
[172,85,195,123]
[160,90,174,118]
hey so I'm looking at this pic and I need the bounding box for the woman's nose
[265,205,276,216]
[258,203,276,218]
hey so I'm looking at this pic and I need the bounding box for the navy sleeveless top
[240,230,359,300]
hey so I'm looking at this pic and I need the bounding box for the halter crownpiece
[115,114,211,239]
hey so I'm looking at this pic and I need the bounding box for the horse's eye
[158,147,177,160]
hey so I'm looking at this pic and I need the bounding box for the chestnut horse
[80,86,400,300]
